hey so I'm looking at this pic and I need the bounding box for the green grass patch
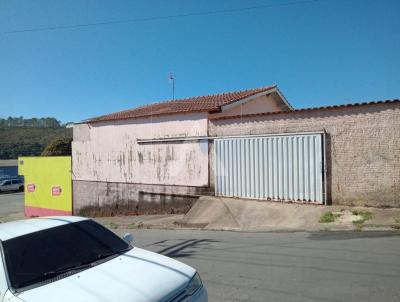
[352,210,373,222]
[319,211,341,223]
[351,210,373,230]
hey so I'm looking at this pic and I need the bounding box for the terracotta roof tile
[88,85,277,123]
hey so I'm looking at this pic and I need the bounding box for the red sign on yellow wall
[18,157,72,217]
[52,186,62,196]
[27,184,36,193]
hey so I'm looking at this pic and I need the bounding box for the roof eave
[81,108,214,125]
[210,99,399,121]
[220,86,293,112]
[275,86,294,110]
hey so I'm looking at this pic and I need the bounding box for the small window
[3,181,11,185]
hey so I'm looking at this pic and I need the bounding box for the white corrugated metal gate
[214,133,325,204]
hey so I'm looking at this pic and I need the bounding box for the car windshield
[2,219,131,291]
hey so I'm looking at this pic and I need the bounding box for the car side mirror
[122,233,134,245]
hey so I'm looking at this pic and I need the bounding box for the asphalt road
[0,191,24,216]
[115,229,400,302]
[0,193,399,301]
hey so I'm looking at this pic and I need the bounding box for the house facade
[72,85,400,214]
[72,86,292,214]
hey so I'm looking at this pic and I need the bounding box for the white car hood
[15,247,195,302]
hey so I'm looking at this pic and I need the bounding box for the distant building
[0,160,18,178]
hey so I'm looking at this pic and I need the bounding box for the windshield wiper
[94,247,131,262]
[17,250,131,290]
[43,251,123,279]
[43,262,94,278]
[15,262,94,290]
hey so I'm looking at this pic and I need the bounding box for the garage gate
[214,133,325,204]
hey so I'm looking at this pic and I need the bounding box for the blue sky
[0,0,399,123]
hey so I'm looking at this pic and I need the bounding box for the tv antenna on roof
[168,72,175,100]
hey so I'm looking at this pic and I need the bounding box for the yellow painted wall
[18,157,72,216]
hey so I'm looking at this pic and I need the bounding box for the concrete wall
[72,112,210,212]
[73,180,212,216]
[19,156,72,217]
[73,112,208,186]
[209,102,400,207]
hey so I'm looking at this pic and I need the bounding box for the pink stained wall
[72,112,209,187]
[72,93,286,188]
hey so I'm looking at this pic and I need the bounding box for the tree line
[0,117,72,159]
[0,117,62,128]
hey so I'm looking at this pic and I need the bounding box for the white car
[0,178,24,193]
[0,216,208,302]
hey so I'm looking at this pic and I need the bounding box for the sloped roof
[88,85,283,123]
[210,99,400,120]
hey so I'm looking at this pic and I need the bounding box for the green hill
[0,117,72,159]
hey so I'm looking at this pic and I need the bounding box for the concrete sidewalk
[1,196,399,232]
[94,214,183,230]
[93,197,400,232]
[179,197,400,232]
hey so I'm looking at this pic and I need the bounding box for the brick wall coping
[210,99,400,121]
